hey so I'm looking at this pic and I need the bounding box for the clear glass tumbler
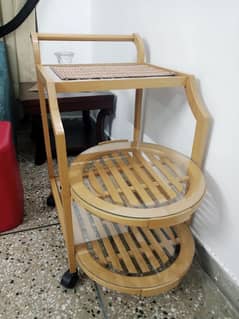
[54,51,74,64]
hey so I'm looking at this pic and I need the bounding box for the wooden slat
[154,228,175,256]
[102,155,141,207]
[124,151,167,203]
[163,227,180,245]
[79,211,108,265]
[130,227,161,269]
[53,73,187,93]
[35,33,136,42]
[82,161,136,178]
[113,152,155,206]
[76,223,195,296]
[98,139,129,145]
[134,151,176,199]
[176,176,190,183]
[161,157,184,177]
[140,228,170,264]
[163,226,178,242]
[90,215,123,271]
[146,153,183,193]
[88,170,106,196]
[116,224,151,273]
[94,160,123,205]
[73,146,133,163]
[106,223,138,273]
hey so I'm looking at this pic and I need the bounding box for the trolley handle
[31,32,145,64]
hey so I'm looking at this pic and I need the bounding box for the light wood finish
[31,33,144,64]
[31,33,54,178]
[31,32,41,65]
[34,33,137,42]
[103,153,141,207]
[37,80,55,178]
[31,33,209,168]
[32,32,77,272]
[70,141,205,227]
[98,139,129,145]
[46,82,76,273]
[75,208,194,296]
[185,76,210,168]
[37,65,187,93]
[31,32,209,295]
[133,33,145,64]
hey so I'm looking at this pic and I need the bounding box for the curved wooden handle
[31,32,145,64]
[185,76,210,168]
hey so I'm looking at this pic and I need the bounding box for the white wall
[36,0,92,63]
[91,0,239,285]
[37,0,239,285]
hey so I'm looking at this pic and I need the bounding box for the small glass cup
[54,51,74,64]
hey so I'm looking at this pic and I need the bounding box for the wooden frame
[31,32,210,295]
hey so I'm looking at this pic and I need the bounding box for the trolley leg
[46,82,79,288]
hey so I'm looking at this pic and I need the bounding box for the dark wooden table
[19,82,115,164]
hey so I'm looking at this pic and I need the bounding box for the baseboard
[195,239,239,313]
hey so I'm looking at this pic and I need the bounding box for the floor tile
[0,225,103,319]
[96,259,238,319]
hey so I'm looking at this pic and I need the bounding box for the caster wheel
[60,270,79,288]
[47,194,55,207]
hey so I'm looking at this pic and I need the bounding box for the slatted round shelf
[70,141,205,227]
[72,205,195,296]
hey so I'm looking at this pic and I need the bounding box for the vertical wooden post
[37,81,55,178]
[133,33,145,64]
[46,82,76,273]
[133,34,145,144]
[32,33,55,178]
[32,32,76,273]
[133,89,143,143]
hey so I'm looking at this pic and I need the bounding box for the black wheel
[60,270,79,289]
[47,194,55,207]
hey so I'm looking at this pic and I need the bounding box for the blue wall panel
[0,41,14,122]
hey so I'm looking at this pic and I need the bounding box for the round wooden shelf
[73,206,195,296]
[70,141,205,227]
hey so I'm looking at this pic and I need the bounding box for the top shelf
[38,63,188,93]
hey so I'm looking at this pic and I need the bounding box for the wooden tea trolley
[31,33,210,296]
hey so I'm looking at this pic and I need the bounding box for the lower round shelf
[74,207,195,296]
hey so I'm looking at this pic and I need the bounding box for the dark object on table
[19,82,115,165]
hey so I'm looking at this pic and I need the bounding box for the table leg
[32,114,47,165]
[82,110,91,128]
[96,109,112,143]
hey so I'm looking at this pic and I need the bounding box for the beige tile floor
[0,125,238,319]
